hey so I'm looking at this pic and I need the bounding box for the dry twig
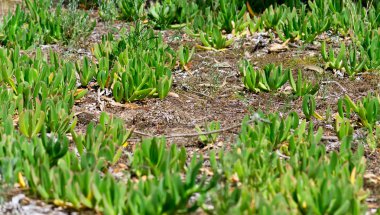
[131,116,340,142]
[133,116,270,139]
[321,80,347,93]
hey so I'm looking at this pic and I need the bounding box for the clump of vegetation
[148,0,199,29]
[195,121,221,145]
[92,23,175,102]
[118,0,145,21]
[321,41,368,77]
[239,60,290,92]
[199,27,234,50]
[177,45,195,70]
[289,69,319,96]
[0,0,95,48]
